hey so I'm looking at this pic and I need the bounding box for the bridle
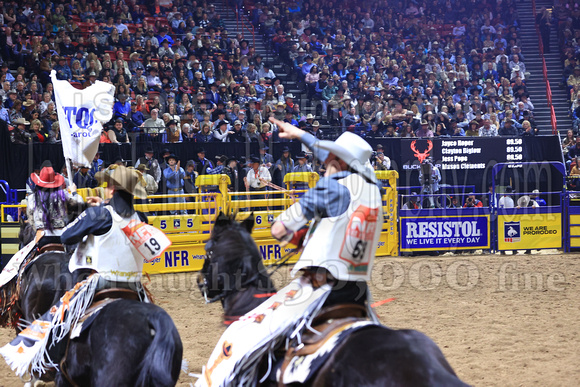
[200,243,299,305]
[199,243,264,305]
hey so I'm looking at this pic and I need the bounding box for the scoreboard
[401,137,526,170]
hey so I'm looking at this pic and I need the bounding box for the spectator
[257,63,275,80]
[129,101,145,130]
[73,166,96,188]
[274,147,294,186]
[10,117,31,144]
[135,147,162,185]
[479,119,498,137]
[416,120,434,138]
[195,148,213,175]
[259,146,274,168]
[108,118,130,143]
[402,193,422,210]
[498,187,515,208]
[113,94,131,120]
[207,155,228,175]
[143,109,165,136]
[166,120,181,143]
[246,156,271,196]
[183,160,198,195]
[163,154,186,215]
[197,124,215,143]
[136,164,159,197]
[213,120,234,142]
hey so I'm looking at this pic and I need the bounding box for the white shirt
[246,166,272,189]
[498,195,515,208]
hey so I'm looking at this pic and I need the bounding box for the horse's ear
[215,211,231,227]
[241,213,254,233]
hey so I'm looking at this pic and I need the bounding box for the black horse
[9,221,183,386]
[55,299,183,387]
[199,213,470,387]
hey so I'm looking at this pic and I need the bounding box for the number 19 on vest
[122,220,172,262]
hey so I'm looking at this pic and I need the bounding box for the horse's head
[198,212,274,304]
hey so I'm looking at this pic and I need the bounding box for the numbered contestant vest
[70,206,144,282]
[292,173,383,282]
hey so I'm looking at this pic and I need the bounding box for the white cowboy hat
[517,195,530,208]
[314,132,376,183]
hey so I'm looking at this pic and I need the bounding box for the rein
[266,248,300,277]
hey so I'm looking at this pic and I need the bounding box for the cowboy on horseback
[27,161,83,249]
[61,165,152,294]
[0,165,172,378]
[270,118,383,307]
[197,119,384,386]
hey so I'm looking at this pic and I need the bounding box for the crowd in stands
[249,0,537,138]
[0,0,540,149]
[0,0,308,149]
[550,0,580,185]
[0,0,550,199]
[555,0,580,132]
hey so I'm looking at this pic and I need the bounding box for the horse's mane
[209,213,273,291]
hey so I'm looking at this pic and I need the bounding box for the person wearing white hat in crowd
[531,189,546,206]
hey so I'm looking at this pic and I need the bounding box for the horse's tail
[136,310,183,387]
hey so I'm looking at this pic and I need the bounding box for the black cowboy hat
[167,153,179,162]
[296,151,307,159]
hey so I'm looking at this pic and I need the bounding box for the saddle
[278,303,368,385]
[37,243,65,255]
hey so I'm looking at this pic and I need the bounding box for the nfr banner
[400,211,490,251]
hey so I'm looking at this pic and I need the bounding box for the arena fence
[4,165,578,272]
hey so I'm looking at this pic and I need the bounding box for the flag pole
[65,158,74,190]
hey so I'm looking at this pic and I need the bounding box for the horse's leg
[54,336,91,387]
[310,327,469,387]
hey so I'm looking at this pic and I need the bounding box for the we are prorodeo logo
[504,221,520,243]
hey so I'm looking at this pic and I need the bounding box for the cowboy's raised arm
[269,118,329,162]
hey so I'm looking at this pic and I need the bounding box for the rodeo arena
[1,0,580,386]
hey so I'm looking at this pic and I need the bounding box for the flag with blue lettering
[50,70,115,167]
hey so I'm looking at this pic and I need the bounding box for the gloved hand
[281,226,309,248]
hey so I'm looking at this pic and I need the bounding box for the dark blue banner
[400,215,490,251]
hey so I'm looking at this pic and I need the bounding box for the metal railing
[532,0,558,134]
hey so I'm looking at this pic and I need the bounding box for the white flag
[50,70,115,167]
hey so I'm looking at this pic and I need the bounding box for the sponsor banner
[498,213,561,250]
[143,233,394,275]
[142,239,302,275]
[400,215,490,251]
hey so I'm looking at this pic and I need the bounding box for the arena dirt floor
[0,250,578,386]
